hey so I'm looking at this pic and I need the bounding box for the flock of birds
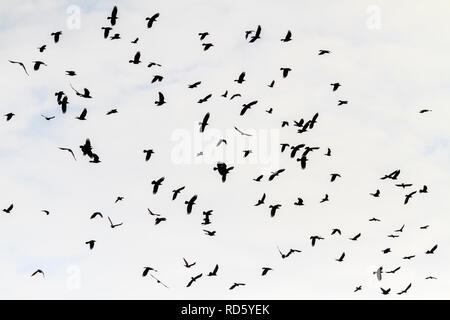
[4,5,439,297]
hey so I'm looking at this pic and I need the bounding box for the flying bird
[51,31,62,43]
[199,112,210,132]
[281,30,292,42]
[2,204,13,214]
[255,193,266,206]
[8,60,29,75]
[426,244,438,254]
[146,13,160,28]
[249,25,261,43]
[208,264,219,276]
[155,92,166,106]
[107,6,118,26]
[76,108,87,120]
[213,162,234,182]
[185,195,197,214]
[151,177,165,194]
[261,267,273,276]
[59,147,76,160]
[183,258,196,268]
[269,204,281,217]
[172,186,185,200]
[187,274,202,287]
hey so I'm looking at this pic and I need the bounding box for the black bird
[172,186,185,200]
[32,61,47,71]
[280,67,291,78]
[110,33,121,40]
[320,194,329,203]
[183,258,196,268]
[108,217,123,229]
[65,71,76,76]
[31,269,45,278]
[90,212,103,219]
[188,81,201,88]
[2,204,13,213]
[395,224,405,233]
[199,113,210,132]
[234,126,252,136]
[143,149,154,161]
[230,93,241,100]
[208,264,219,276]
[129,51,141,64]
[310,236,324,247]
[76,108,87,120]
[203,230,216,236]
[155,217,166,225]
[419,109,432,113]
[55,91,65,103]
[426,244,438,254]
[101,27,112,39]
[325,148,331,156]
[41,210,50,215]
[106,109,118,115]
[243,150,252,157]
[419,185,428,193]
[214,162,234,182]
[38,45,46,52]
[229,283,245,290]
[131,37,139,44]
[146,13,160,28]
[297,156,308,169]
[142,267,157,277]
[216,139,227,146]
[255,193,266,206]
[382,248,391,254]
[387,267,401,274]
[349,233,361,241]
[268,80,275,88]
[107,6,118,26]
[79,138,99,162]
[290,144,305,158]
[4,113,15,121]
[115,196,124,203]
[147,208,160,217]
[396,183,412,188]
[151,177,165,194]
[59,147,76,160]
[330,173,341,182]
[404,191,417,205]
[294,197,304,206]
[86,240,96,250]
[281,30,292,42]
[269,204,281,217]
[198,32,209,40]
[369,217,381,222]
[261,267,273,276]
[331,228,341,235]
[249,25,261,43]
[151,75,163,83]
[185,195,197,214]
[245,30,253,39]
[269,169,285,181]
[198,94,212,103]
[354,286,362,292]
[397,283,412,295]
[202,43,214,51]
[403,255,415,260]
[60,96,69,113]
[41,114,55,121]
[8,60,29,75]
[420,225,429,230]
[426,276,437,280]
[70,84,92,98]
[380,288,391,295]
[280,143,290,153]
[337,100,348,106]
[374,267,383,281]
[235,72,246,84]
[388,234,399,239]
[336,252,345,262]
[253,175,263,182]
[381,169,400,180]
[155,92,166,106]
[318,50,330,55]
[221,90,228,97]
[148,62,162,68]
[51,31,62,43]
[187,274,202,287]
[278,247,301,259]
[330,83,341,91]
[202,210,213,225]
[370,189,380,197]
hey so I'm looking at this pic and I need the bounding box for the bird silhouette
[426,244,438,254]
[330,83,341,91]
[370,189,380,197]
[51,31,62,43]
[76,108,87,120]
[198,32,209,40]
[101,27,112,39]
[32,61,47,71]
[281,30,292,42]
[320,194,329,203]
[330,173,341,182]
[202,43,214,51]
[198,94,212,103]
[404,191,417,204]
[249,25,261,43]
[419,185,428,193]
[151,177,165,194]
[2,204,13,213]
[294,197,304,206]
[90,212,103,219]
[229,283,246,290]
[261,267,273,276]
[386,267,401,274]
[397,283,412,295]
[172,186,185,200]
[155,92,166,106]
[380,287,391,295]
[280,67,291,78]
[203,230,216,236]
[278,247,301,259]
[269,169,285,181]
[31,269,45,278]
[86,240,96,250]
[4,113,15,121]
[70,84,92,98]
[253,175,263,182]
[59,147,76,160]
[143,149,154,161]
[310,236,324,247]
[38,45,46,52]
[107,6,118,26]
[336,252,345,262]
[65,70,76,76]
[349,233,361,241]
[189,81,201,88]
[234,126,252,136]
[129,51,141,64]
[208,264,219,276]
[331,228,342,235]
[187,273,202,287]
[240,100,258,115]
[255,193,266,206]
[146,13,160,28]
[235,72,246,84]
[381,170,400,180]
[213,162,234,182]
[142,267,157,277]
[269,204,281,217]
[108,217,123,229]
[354,286,362,292]
[185,195,197,214]
[199,112,210,132]
[318,50,330,55]
[183,258,196,268]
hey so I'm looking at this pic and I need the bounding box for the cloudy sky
[0,0,449,299]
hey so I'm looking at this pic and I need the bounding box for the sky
[0,0,449,299]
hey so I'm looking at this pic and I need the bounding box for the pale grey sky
[0,0,449,299]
